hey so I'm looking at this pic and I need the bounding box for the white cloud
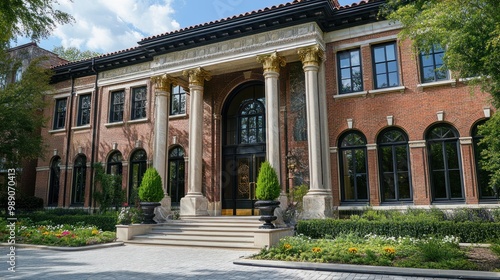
[49,0,180,53]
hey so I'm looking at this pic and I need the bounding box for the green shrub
[17,213,117,231]
[93,163,125,213]
[255,161,281,200]
[138,167,164,202]
[297,219,500,243]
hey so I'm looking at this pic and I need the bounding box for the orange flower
[283,243,292,250]
[384,247,395,254]
[348,247,358,254]
[91,229,99,235]
[312,247,322,253]
[42,231,50,236]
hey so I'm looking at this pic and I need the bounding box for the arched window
[107,151,123,175]
[168,147,185,206]
[426,124,463,201]
[472,121,498,199]
[48,156,61,206]
[72,155,87,205]
[129,149,147,204]
[339,131,369,203]
[378,128,412,202]
[239,100,265,144]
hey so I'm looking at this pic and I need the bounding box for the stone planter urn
[254,161,281,229]
[255,200,280,229]
[139,202,161,224]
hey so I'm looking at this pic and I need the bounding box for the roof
[50,0,384,83]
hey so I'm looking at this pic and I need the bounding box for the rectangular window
[109,91,124,123]
[77,94,91,126]
[170,85,186,116]
[372,42,400,89]
[131,86,147,120]
[420,45,448,83]
[53,98,67,129]
[337,49,363,94]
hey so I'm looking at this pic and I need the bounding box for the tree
[382,0,500,105]
[0,0,73,169]
[382,0,500,192]
[92,163,125,213]
[0,55,51,167]
[52,46,101,62]
[0,0,73,47]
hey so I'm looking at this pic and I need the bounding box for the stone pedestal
[180,195,209,216]
[302,190,334,219]
[153,195,172,223]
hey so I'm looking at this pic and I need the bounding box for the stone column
[151,74,176,215]
[298,45,334,219]
[257,52,286,178]
[180,67,211,216]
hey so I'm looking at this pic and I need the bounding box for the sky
[14,0,355,55]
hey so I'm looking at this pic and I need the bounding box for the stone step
[126,238,260,249]
[127,216,266,249]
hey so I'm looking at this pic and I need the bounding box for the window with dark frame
[53,98,67,129]
[337,49,363,94]
[110,91,125,123]
[339,131,369,203]
[72,155,86,205]
[129,149,147,205]
[107,151,123,176]
[77,94,91,126]
[131,86,147,120]
[372,42,400,89]
[168,147,185,206]
[420,45,448,83]
[170,85,186,116]
[378,128,412,202]
[426,124,464,201]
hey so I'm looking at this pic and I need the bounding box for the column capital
[257,51,286,73]
[297,45,325,67]
[151,74,176,92]
[182,67,212,87]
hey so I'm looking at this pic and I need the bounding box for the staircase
[125,216,263,249]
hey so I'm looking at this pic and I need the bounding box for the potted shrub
[254,161,281,229]
[138,167,164,224]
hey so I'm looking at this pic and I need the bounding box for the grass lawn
[253,233,500,272]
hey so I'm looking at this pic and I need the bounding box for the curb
[0,241,124,251]
[233,258,500,280]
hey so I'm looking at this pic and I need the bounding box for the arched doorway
[222,82,265,215]
[168,146,185,207]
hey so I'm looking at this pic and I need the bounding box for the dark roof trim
[50,0,385,83]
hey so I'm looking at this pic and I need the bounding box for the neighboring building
[35,0,497,216]
[1,43,67,196]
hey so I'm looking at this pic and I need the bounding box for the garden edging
[0,241,124,251]
[234,258,500,280]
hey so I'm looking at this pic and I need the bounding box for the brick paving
[0,245,452,280]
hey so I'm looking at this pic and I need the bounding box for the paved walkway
[1,244,455,280]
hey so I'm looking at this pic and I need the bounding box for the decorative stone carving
[182,67,211,87]
[151,74,176,93]
[297,45,325,67]
[256,52,286,73]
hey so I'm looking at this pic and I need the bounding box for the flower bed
[253,233,499,271]
[0,219,116,247]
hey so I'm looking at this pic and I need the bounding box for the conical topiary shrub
[138,167,164,224]
[255,161,281,201]
[255,161,281,229]
[139,167,164,202]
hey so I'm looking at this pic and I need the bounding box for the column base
[153,195,171,223]
[180,194,209,216]
[302,191,335,219]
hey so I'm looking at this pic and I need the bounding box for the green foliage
[383,0,500,103]
[254,233,479,271]
[0,56,51,167]
[255,161,281,200]
[52,46,102,62]
[16,213,118,232]
[0,0,73,46]
[138,167,164,202]
[116,207,142,225]
[92,163,125,213]
[297,219,500,243]
[478,113,500,192]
